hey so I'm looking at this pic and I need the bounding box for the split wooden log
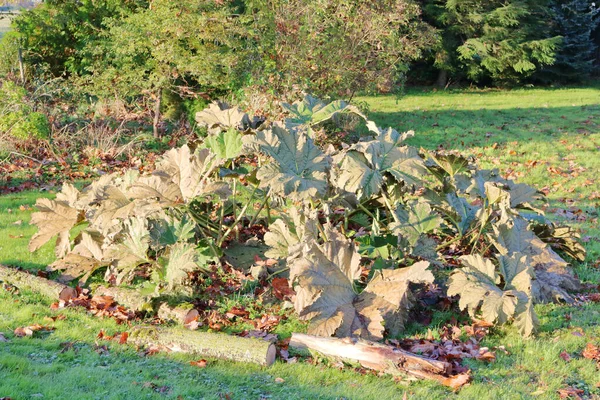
[0,264,77,301]
[290,333,451,379]
[129,326,277,366]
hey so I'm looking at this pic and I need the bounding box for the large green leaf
[282,95,366,130]
[244,126,329,201]
[391,201,443,246]
[203,128,243,159]
[159,242,216,290]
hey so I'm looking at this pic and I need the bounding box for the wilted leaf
[335,126,427,199]
[29,198,80,258]
[48,252,103,284]
[195,102,250,134]
[291,226,433,339]
[448,254,538,336]
[158,145,228,202]
[492,217,580,303]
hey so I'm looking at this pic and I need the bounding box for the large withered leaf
[90,186,137,234]
[291,226,432,339]
[48,253,102,284]
[334,151,383,200]
[334,126,427,199]
[158,145,228,202]
[29,198,80,258]
[264,219,300,260]
[264,207,319,259]
[448,255,515,325]
[391,201,442,246]
[290,226,361,336]
[448,254,538,336]
[244,126,329,201]
[351,261,434,339]
[195,102,250,134]
[492,217,580,303]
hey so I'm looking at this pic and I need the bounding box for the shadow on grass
[367,104,599,151]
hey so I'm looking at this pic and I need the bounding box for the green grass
[2,86,600,399]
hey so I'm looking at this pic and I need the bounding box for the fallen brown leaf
[559,351,571,362]
[442,373,471,390]
[582,343,600,361]
[558,387,584,399]
[190,359,208,368]
[13,324,54,337]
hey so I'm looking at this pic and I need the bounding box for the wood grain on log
[290,333,451,377]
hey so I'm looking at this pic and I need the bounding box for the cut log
[290,333,451,378]
[128,326,276,366]
[95,286,198,326]
[157,302,199,326]
[0,264,77,301]
[95,285,154,312]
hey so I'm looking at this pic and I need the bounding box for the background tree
[416,0,562,85]
[11,0,146,76]
[251,0,437,98]
[546,0,599,81]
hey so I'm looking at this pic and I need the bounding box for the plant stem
[217,184,260,246]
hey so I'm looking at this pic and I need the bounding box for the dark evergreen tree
[549,0,599,80]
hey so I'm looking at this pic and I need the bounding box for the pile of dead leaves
[52,290,136,323]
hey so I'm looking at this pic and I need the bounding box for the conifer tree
[549,0,599,80]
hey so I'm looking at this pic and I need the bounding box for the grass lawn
[2,86,600,399]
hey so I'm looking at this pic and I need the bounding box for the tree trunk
[289,333,450,377]
[128,326,277,366]
[153,88,162,139]
[0,265,77,301]
[436,69,448,89]
[18,46,25,84]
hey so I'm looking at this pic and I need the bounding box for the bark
[129,326,277,366]
[18,46,25,84]
[436,69,448,88]
[153,88,162,139]
[289,333,450,378]
[95,285,154,312]
[157,302,199,325]
[0,265,77,301]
